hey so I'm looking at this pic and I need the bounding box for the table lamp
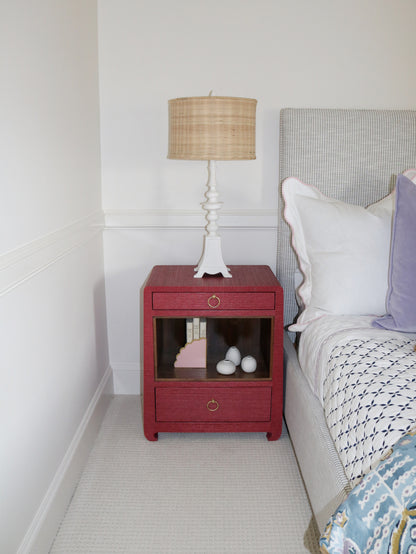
[168,94,257,278]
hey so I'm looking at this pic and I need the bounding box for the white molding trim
[17,365,114,554]
[0,211,104,297]
[112,362,141,395]
[104,209,277,230]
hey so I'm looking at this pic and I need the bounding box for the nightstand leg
[266,430,281,441]
[144,429,158,441]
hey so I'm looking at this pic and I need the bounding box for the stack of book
[185,318,206,342]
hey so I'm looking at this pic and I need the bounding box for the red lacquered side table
[142,265,283,441]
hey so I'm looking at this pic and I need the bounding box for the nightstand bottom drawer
[156,387,271,422]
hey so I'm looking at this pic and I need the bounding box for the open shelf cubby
[154,317,273,381]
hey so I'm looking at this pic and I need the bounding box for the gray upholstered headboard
[277,108,416,330]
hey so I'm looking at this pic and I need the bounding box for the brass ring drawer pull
[208,294,220,309]
[207,399,219,412]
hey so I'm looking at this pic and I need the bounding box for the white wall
[99,0,416,393]
[0,2,110,552]
[2,0,415,548]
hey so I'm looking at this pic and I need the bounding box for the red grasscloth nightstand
[142,265,284,441]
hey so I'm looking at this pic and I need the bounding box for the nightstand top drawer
[152,291,275,311]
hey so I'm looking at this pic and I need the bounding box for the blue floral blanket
[320,428,416,553]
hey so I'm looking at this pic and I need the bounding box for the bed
[276,109,416,543]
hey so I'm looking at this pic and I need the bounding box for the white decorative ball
[225,346,241,366]
[241,355,257,373]
[216,359,236,375]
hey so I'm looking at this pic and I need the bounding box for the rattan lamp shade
[168,96,257,160]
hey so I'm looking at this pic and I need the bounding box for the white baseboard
[112,362,140,394]
[18,366,114,554]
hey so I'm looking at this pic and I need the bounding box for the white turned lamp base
[193,160,232,278]
[194,236,231,278]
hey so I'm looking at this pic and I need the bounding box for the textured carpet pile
[51,396,320,553]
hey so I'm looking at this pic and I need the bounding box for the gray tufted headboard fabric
[277,108,416,331]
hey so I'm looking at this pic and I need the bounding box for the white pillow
[404,168,416,182]
[282,177,395,332]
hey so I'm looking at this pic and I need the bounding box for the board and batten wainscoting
[103,208,278,395]
[2,213,112,554]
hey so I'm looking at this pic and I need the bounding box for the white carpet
[51,396,320,553]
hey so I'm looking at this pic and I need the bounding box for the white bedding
[298,315,416,484]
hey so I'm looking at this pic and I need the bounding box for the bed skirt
[283,332,351,531]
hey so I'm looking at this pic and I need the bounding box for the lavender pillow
[373,174,416,332]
